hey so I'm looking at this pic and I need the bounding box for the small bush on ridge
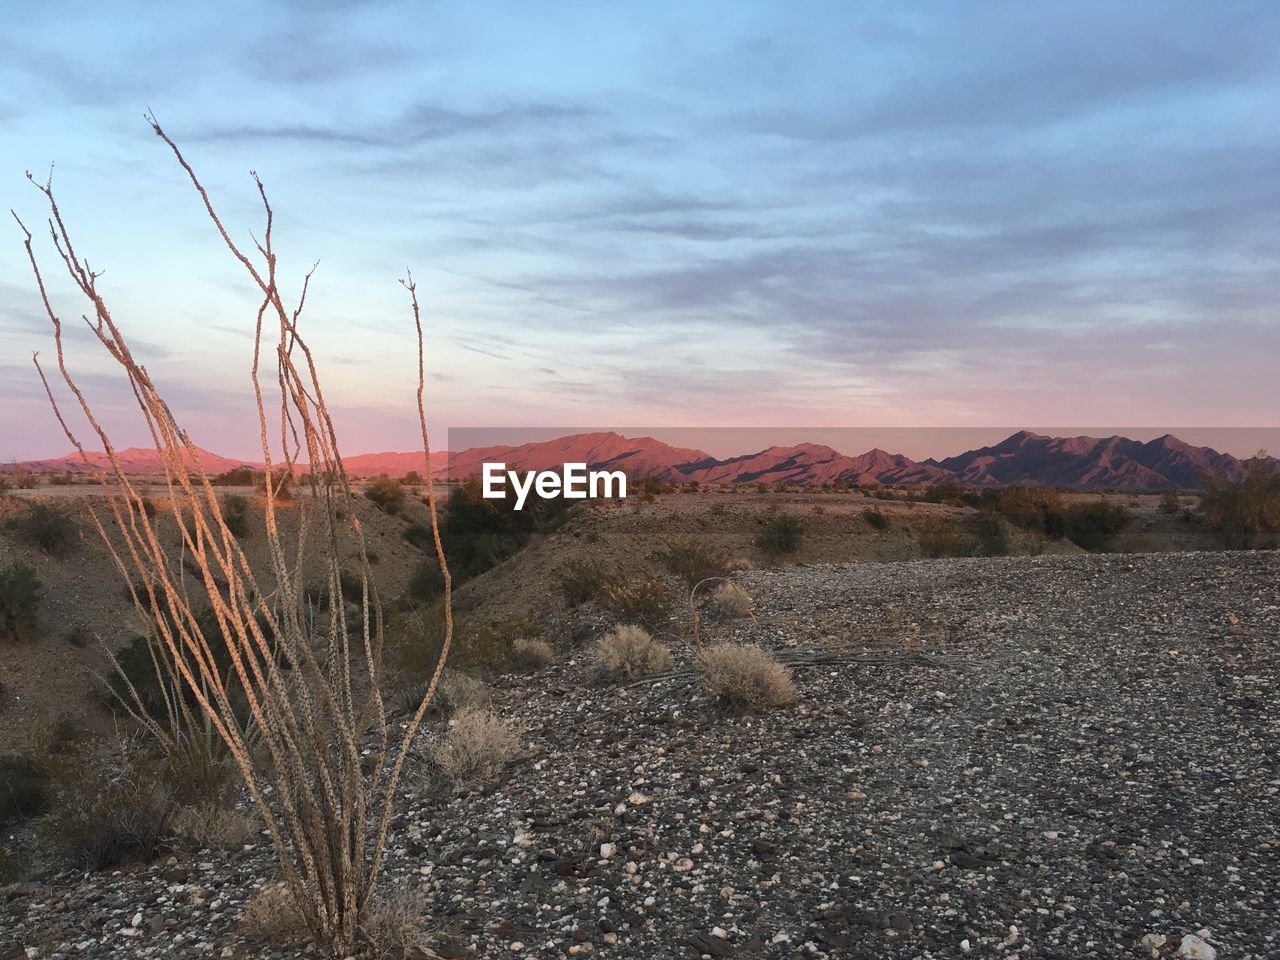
[756,515,802,556]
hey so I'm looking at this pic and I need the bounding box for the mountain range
[12,430,1271,491]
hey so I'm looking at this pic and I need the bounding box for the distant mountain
[16,446,262,476]
[14,430,1270,491]
[935,430,1256,491]
[686,443,953,487]
[445,431,711,483]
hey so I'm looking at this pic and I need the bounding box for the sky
[3,1,1279,461]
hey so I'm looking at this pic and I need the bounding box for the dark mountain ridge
[15,430,1274,491]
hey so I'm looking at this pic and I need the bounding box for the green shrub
[1159,490,1182,515]
[364,475,404,515]
[861,506,889,530]
[756,515,803,555]
[558,557,608,606]
[1062,500,1133,551]
[994,486,1066,534]
[1199,456,1280,548]
[10,501,78,555]
[0,562,40,643]
[972,511,1009,556]
[916,517,974,558]
[212,467,256,486]
[256,469,295,501]
[407,558,446,604]
[653,539,731,586]
[222,493,250,538]
[403,523,433,552]
[0,755,49,824]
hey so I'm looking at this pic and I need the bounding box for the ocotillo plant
[12,116,453,954]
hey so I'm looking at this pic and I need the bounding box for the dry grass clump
[711,581,754,619]
[435,670,491,715]
[594,624,673,681]
[599,575,671,629]
[430,707,520,787]
[242,881,309,947]
[696,643,796,711]
[510,637,554,672]
[171,803,259,851]
[361,885,430,958]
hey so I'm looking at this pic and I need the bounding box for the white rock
[131,912,142,927]
[960,939,971,953]
[628,792,650,805]
[599,843,617,859]
[1178,933,1216,960]
[711,927,727,939]
[1141,932,1168,955]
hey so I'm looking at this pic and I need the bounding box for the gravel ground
[3,550,1278,959]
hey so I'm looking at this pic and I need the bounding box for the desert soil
[3,549,1277,959]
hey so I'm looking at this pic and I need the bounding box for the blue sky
[3,2,1279,459]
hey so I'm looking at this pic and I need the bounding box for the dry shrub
[510,637,553,672]
[711,581,753,619]
[599,575,671,629]
[594,624,672,681]
[389,669,490,717]
[242,881,309,947]
[172,802,259,851]
[429,707,520,787]
[361,885,430,959]
[756,515,802,556]
[433,670,491,715]
[653,539,732,586]
[696,643,796,711]
[43,746,177,869]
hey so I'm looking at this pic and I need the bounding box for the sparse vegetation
[365,475,405,515]
[0,755,49,824]
[0,562,40,643]
[756,514,803,556]
[1159,489,1183,515]
[559,557,609,606]
[10,500,78,554]
[221,493,250,538]
[510,636,554,672]
[1199,456,1280,547]
[242,881,309,947]
[429,706,520,787]
[598,574,672,629]
[654,539,732,586]
[861,506,890,530]
[594,624,673,680]
[1061,500,1133,551]
[361,885,430,958]
[43,746,177,870]
[710,581,754,619]
[696,643,796,711]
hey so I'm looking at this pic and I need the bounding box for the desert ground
[1,483,1276,959]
